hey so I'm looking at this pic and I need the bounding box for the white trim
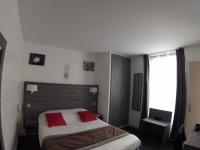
[107,52,111,123]
[119,124,129,128]
[128,124,140,130]
[109,51,130,58]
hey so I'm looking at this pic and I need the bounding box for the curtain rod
[149,50,176,57]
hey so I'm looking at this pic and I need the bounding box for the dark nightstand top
[95,113,103,120]
[17,135,40,150]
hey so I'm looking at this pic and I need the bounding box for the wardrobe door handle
[120,88,123,97]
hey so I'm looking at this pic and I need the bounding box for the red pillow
[45,112,66,127]
[78,111,97,122]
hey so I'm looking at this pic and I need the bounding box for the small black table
[184,130,200,150]
[141,118,171,143]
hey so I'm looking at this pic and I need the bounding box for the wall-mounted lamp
[26,84,38,94]
[89,87,98,95]
[64,64,71,79]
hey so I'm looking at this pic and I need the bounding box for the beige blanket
[42,126,129,150]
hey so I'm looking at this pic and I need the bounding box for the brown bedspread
[42,126,129,150]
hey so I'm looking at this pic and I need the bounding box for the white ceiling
[18,0,200,55]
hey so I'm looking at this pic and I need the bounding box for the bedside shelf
[17,135,40,150]
[95,113,103,120]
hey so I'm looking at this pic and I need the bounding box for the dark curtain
[140,55,149,129]
[170,48,186,139]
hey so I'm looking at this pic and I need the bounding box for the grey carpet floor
[122,126,174,150]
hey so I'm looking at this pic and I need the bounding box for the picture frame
[29,53,45,66]
[83,61,95,71]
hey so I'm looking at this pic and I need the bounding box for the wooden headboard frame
[23,81,98,129]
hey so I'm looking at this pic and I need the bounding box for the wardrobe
[109,54,130,127]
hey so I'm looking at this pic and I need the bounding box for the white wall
[96,52,111,122]
[184,44,200,137]
[20,42,97,85]
[129,55,144,128]
[0,0,25,150]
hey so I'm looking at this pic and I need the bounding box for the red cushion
[78,111,97,122]
[45,112,67,127]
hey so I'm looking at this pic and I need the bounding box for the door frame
[0,32,7,150]
[185,61,200,137]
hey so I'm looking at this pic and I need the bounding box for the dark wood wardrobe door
[109,54,122,126]
[119,57,130,125]
[109,54,130,127]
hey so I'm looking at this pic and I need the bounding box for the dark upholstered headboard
[23,81,98,129]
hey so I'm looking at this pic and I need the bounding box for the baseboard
[119,124,129,128]
[128,124,140,130]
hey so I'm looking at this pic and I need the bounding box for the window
[149,52,177,123]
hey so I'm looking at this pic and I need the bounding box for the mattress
[38,108,141,150]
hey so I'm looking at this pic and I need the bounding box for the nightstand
[95,113,103,120]
[184,129,200,150]
[17,135,40,150]
[17,127,40,150]
[26,127,38,135]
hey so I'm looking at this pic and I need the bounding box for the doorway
[0,32,7,150]
[185,61,200,137]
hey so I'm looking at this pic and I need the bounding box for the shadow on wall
[0,32,7,150]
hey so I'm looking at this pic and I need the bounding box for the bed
[38,108,141,150]
[23,82,141,149]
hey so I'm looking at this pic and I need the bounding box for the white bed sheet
[38,108,141,150]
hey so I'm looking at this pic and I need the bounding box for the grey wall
[96,52,111,122]
[0,0,25,149]
[129,55,144,129]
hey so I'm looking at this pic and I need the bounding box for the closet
[109,54,130,127]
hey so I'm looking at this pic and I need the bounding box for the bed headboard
[23,81,98,129]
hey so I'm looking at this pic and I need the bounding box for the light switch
[17,104,22,112]
[92,102,96,106]
[27,104,31,108]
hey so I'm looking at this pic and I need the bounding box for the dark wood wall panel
[23,81,98,128]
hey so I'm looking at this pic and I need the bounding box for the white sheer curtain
[149,52,177,124]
